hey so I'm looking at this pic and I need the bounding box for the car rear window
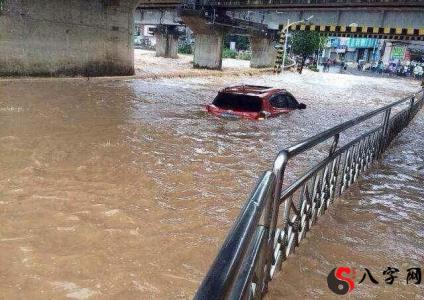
[213,93,263,112]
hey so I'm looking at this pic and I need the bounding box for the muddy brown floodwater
[0,71,422,299]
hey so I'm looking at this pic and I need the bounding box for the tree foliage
[222,48,237,59]
[224,34,250,51]
[290,31,326,58]
[178,40,193,54]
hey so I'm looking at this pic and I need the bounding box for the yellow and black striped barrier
[287,24,424,41]
[274,29,289,73]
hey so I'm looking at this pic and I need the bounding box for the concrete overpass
[137,1,424,32]
[148,0,424,69]
[0,0,423,76]
[136,0,424,9]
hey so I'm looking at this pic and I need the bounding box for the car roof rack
[222,85,278,95]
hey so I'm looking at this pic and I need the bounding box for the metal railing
[195,89,424,300]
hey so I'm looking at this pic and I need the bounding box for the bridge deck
[199,0,424,9]
[139,0,424,9]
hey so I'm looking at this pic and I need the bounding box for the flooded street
[134,49,252,77]
[0,71,422,299]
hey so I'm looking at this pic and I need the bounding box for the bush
[237,51,252,61]
[178,41,193,54]
[283,56,294,66]
[308,64,319,72]
[222,48,237,59]
[224,35,250,51]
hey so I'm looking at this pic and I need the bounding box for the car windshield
[213,92,262,112]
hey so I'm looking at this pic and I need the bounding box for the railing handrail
[279,126,382,202]
[283,92,420,159]
[195,89,424,300]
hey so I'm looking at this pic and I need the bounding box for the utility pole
[275,15,314,74]
[281,19,290,72]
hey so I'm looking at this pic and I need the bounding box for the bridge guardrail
[194,89,424,299]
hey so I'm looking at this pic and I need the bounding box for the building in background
[134,22,157,48]
[323,37,424,66]
[322,37,381,64]
[346,38,380,63]
[134,9,157,48]
[133,11,193,52]
[381,41,424,65]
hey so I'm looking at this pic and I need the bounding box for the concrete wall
[0,0,139,76]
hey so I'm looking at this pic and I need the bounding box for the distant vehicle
[206,85,307,120]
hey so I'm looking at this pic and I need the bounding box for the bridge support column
[180,11,226,70]
[193,32,224,69]
[0,0,139,77]
[250,36,277,69]
[154,25,179,59]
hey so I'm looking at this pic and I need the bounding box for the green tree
[290,31,327,73]
[224,34,250,51]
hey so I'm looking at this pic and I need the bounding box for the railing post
[408,96,415,120]
[267,150,289,277]
[328,133,340,157]
[379,108,391,157]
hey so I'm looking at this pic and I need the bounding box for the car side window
[270,94,288,108]
[286,94,299,109]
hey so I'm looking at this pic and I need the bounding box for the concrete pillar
[154,26,179,59]
[382,42,393,65]
[364,49,370,62]
[0,0,139,77]
[180,11,226,70]
[193,32,224,69]
[250,36,278,68]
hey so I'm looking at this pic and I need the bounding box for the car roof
[220,85,285,97]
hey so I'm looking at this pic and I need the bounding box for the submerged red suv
[206,85,306,120]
